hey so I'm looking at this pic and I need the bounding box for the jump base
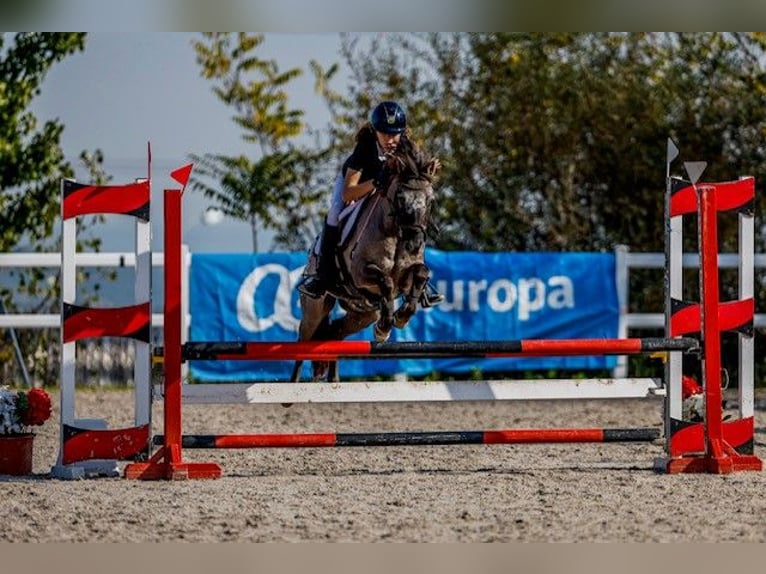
[655,439,764,474]
[123,445,221,480]
[124,461,222,480]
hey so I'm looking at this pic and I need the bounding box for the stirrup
[420,291,444,308]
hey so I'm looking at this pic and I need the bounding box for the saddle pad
[339,194,371,246]
[309,195,370,257]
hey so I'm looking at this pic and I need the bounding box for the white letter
[547,276,574,310]
[237,264,300,332]
[468,280,488,312]
[518,278,546,321]
[439,280,464,312]
[487,279,517,312]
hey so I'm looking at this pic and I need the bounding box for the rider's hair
[354,123,414,152]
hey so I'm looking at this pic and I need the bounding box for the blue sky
[31,32,347,253]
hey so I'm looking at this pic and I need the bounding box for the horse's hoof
[374,324,391,342]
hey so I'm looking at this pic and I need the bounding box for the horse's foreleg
[361,263,396,342]
[374,300,396,341]
[413,263,430,306]
[329,310,379,340]
[394,263,430,328]
[393,297,417,329]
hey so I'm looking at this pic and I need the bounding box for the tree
[318,33,766,380]
[0,33,118,386]
[0,32,86,252]
[1,151,113,387]
[189,33,333,251]
[323,33,766,254]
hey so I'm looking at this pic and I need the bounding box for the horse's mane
[381,144,439,187]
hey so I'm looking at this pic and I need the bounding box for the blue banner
[189,250,619,381]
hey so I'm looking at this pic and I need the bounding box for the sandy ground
[1,388,765,542]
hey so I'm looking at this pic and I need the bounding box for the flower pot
[0,433,34,476]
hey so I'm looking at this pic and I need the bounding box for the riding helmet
[370,101,407,134]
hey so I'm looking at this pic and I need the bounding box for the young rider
[298,100,444,307]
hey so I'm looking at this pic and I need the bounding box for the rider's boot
[298,223,340,299]
[420,280,445,308]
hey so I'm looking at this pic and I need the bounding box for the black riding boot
[298,223,340,299]
[420,280,445,308]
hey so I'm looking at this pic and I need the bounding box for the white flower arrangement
[0,388,25,434]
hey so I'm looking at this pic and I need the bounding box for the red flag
[170,163,193,188]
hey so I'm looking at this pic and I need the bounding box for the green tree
[1,151,113,387]
[325,33,766,254]
[0,33,117,386]
[189,33,333,251]
[0,32,86,252]
[320,33,766,380]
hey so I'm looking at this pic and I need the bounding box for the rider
[298,100,444,307]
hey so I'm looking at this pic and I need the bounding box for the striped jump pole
[171,337,699,362]
[153,427,661,449]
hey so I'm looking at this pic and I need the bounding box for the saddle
[338,193,378,251]
[309,194,374,261]
[316,194,382,309]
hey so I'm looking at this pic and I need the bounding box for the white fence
[2,247,765,381]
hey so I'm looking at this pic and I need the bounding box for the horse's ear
[426,157,442,179]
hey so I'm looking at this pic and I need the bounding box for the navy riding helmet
[370,101,407,134]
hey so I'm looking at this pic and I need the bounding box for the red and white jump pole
[152,427,661,449]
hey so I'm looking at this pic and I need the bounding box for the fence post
[613,244,629,378]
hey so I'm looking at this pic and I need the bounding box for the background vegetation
[3,32,766,386]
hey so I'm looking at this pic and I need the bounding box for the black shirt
[342,137,384,183]
[341,133,415,183]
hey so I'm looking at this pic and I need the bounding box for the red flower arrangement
[0,386,52,435]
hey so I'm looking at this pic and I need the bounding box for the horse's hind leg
[282,360,305,407]
[328,361,339,382]
[311,360,330,380]
[319,311,377,381]
[296,294,336,381]
[290,360,303,382]
[284,294,334,407]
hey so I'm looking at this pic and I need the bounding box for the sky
[30,32,348,254]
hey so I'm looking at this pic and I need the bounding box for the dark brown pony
[291,148,440,382]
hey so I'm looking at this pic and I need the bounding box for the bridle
[380,167,431,243]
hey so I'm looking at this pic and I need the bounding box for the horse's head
[379,150,440,236]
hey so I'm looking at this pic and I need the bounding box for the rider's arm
[341,169,376,204]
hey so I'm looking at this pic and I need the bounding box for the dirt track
[2,389,765,542]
